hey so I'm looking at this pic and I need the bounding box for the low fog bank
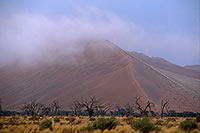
[0,9,199,66]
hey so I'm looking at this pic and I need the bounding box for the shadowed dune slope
[128,51,200,110]
[0,40,199,112]
[129,51,200,79]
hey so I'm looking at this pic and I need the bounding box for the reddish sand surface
[0,40,200,112]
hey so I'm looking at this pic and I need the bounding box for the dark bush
[89,117,96,121]
[66,117,76,123]
[166,117,176,122]
[132,117,161,133]
[33,121,39,125]
[196,116,200,123]
[29,116,40,121]
[40,119,52,131]
[155,119,164,126]
[0,122,3,129]
[54,117,60,123]
[179,120,197,131]
[80,126,88,132]
[23,116,27,120]
[88,117,117,132]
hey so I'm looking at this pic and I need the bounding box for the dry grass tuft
[0,116,199,133]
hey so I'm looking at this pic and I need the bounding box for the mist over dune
[0,12,134,66]
[0,8,199,66]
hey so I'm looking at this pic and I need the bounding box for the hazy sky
[0,0,199,66]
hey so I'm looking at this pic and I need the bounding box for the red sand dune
[0,40,199,112]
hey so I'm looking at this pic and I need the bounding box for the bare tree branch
[0,98,2,111]
[78,96,101,117]
[69,100,82,117]
[134,95,154,117]
[161,100,170,118]
[51,100,62,116]
[124,103,133,117]
[21,101,44,116]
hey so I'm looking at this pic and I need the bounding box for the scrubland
[0,116,200,133]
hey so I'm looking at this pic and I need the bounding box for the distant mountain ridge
[184,65,200,72]
[128,51,200,79]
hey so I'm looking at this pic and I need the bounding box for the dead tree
[146,101,155,117]
[78,96,100,117]
[69,100,82,117]
[0,98,2,111]
[109,105,115,116]
[96,103,112,116]
[21,101,44,116]
[51,100,62,116]
[124,103,133,117]
[161,100,170,118]
[115,106,126,117]
[135,95,154,117]
[41,106,51,116]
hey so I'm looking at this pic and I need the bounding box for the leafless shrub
[134,95,154,117]
[21,101,44,116]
